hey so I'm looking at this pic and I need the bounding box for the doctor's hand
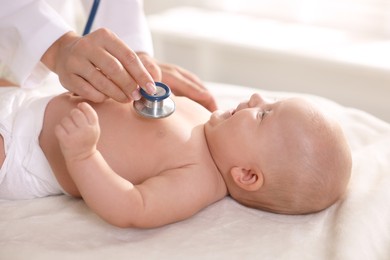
[137,53,218,112]
[41,29,156,103]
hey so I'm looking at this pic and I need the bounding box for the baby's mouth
[217,109,235,120]
[226,108,236,118]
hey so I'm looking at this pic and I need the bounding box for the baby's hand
[55,102,100,161]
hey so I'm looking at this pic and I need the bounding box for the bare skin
[37,93,227,228]
[0,77,219,228]
[0,79,351,228]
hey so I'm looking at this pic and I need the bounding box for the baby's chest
[98,128,203,184]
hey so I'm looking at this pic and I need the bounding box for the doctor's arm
[0,0,156,102]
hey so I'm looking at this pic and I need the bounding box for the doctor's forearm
[41,31,79,74]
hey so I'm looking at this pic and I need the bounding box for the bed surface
[1,82,390,260]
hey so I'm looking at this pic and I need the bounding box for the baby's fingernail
[145,82,156,94]
[131,89,141,100]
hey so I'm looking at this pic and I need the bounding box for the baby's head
[205,93,352,214]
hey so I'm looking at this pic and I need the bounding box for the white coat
[0,0,153,87]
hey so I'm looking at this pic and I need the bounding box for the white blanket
[1,82,390,260]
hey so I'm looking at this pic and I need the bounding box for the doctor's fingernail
[131,89,142,100]
[145,82,156,94]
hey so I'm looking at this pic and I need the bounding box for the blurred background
[144,0,390,122]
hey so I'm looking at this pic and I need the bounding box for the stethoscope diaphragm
[133,82,175,119]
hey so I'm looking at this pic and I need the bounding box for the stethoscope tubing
[83,0,101,35]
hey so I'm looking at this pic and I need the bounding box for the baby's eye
[263,110,270,118]
[258,110,270,122]
[257,111,264,120]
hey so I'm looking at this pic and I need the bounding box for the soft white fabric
[0,82,389,259]
[88,0,153,56]
[0,87,63,199]
[0,0,153,87]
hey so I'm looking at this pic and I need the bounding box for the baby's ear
[230,167,264,191]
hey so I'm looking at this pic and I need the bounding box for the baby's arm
[55,103,211,228]
[55,102,141,226]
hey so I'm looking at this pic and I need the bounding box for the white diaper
[0,87,65,199]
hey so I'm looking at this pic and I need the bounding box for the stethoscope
[133,82,175,119]
[83,0,175,119]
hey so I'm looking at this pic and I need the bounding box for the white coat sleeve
[88,0,154,56]
[0,0,72,87]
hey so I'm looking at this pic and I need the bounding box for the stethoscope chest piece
[133,82,175,119]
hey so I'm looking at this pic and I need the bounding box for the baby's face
[204,93,314,173]
[205,94,351,213]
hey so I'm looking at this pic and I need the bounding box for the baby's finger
[77,102,99,125]
[54,124,68,140]
[59,116,76,133]
[69,107,90,128]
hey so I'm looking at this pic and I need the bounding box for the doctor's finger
[174,65,208,91]
[173,69,218,111]
[143,60,162,82]
[137,53,162,82]
[88,48,138,100]
[172,79,218,112]
[64,74,107,103]
[160,65,218,111]
[80,61,130,103]
[101,34,156,94]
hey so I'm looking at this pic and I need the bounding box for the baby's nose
[249,93,265,107]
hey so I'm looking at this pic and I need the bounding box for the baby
[0,84,352,228]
